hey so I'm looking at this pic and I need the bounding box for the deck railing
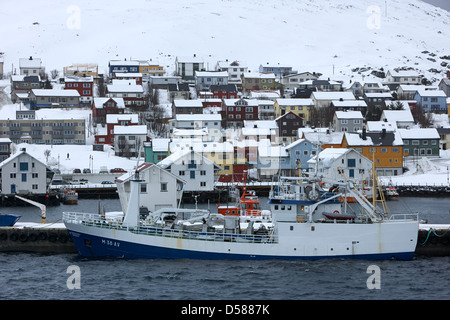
[63,212,278,244]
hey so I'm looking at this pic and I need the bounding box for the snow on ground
[0,0,449,81]
[380,150,450,187]
[15,143,139,174]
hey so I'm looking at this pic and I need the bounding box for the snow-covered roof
[344,133,374,146]
[381,109,414,123]
[397,85,437,92]
[312,92,355,100]
[248,91,280,99]
[334,111,363,119]
[331,100,367,107]
[114,72,143,78]
[244,72,276,79]
[366,121,397,132]
[64,75,94,82]
[388,70,421,77]
[113,125,147,135]
[172,128,208,137]
[398,128,440,140]
[195,71,228,77]
[107,80,143,93]
[301,131,344,145]
[223,99,259,106]
[19,58,42,69]
[158,149,219,170]
[11,74,41,82]
[173,99,204,107]
[275,98,314,106]
[170,139,234,153]
[307,148,354,167]
[175,114,222,121]
[151,138,170,152]
[106,114,139,124]
[31,89,80,97]
[93,97,126,109]
[415,89,447,97]
[244,120,277,129]
[364,92,393,98]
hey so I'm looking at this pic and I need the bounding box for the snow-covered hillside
[1,0,450,82]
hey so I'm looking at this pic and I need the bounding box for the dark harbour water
[0,197,450,302]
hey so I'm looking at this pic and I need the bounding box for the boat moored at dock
[63,165,419,260]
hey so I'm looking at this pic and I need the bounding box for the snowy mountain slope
[0,0,449,81]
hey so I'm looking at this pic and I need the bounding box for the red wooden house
[210,84,238,99]
[64,75,94,106]
[92,97,126,125]
[222,98,259,128]
[94,113,139,145]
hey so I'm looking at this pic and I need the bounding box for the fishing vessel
[217,180,272,230]
[60,188,78,205]
[63,167,419,260]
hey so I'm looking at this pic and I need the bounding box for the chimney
[362,127,367,140]
[29,56,33,60]
[382,128,386,137]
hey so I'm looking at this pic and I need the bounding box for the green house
[398,128,440,157]
[144,139,170,163]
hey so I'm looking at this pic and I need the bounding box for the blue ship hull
[0,214,21,227]
[67,229,415,261]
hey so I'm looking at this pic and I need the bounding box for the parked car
[82,168,91,174]
[110,168,127,173]
[101,181,114,185]
[73,168,81,174]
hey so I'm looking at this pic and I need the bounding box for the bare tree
[50,69,59,80]
[309,105,335,128]
[412,104,434,128]
[97,75,106,97]
[44,149,51,163]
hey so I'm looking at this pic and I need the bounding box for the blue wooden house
[108,60,140,76]
[414,90,447,112]
[257,138,319,180]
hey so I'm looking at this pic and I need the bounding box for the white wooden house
[0,148,54,195]
[307,148,372,184]
[157,149,222,192]
[116,162,185,214]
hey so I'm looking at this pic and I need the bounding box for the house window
[179,171,185,176]
[32,173,38,178]
[140,183,147,193]
[348,159,356,167]
[10,173,16,179]
[200,170,206,176]
[20,162,28,171]
[160,182,168,192]
[200,182,206,187]
[412,140,419,145]
[380,148,388,153]
[32,184,38,190]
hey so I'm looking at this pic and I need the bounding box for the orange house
[342,131,403,176]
